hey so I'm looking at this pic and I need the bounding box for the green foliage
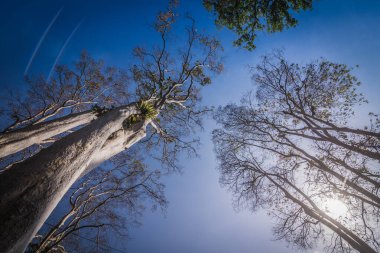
[124,101,158,129]
[204,0,313,50]
[137,100,158,119]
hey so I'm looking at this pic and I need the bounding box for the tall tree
[0,5,223,253]
[213,52,380,252]
[204,0,313,50]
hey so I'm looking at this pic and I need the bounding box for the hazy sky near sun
[1,0,380,252]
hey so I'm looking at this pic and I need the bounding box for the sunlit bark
[0,104,137,253]
[0,110,97,159]
[83,119,150,176]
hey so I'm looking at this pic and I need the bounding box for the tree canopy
[204,0,313,50]
[213,52,380,252]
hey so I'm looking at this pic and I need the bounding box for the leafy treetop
[204,0,313,50]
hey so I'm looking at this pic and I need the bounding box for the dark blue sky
[1,1,380,252]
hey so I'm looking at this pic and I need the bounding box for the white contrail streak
[24,8,63,76]
[47,19,84,81]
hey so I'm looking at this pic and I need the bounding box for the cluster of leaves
[204,0,313,50]
[138,100,158,119]
[123,101,158,128]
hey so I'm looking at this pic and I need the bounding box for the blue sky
[1,0,380,252]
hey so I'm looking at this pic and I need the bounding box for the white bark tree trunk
[0,104,139,253]
[84,119,150,174]
[0,110,97,159]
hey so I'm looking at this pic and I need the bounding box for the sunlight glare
[323,198,348,219]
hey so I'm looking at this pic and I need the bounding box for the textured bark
[0,110,97,159]
[0,104,137,253]
[84,119,150,175]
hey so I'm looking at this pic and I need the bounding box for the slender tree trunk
[0,104,138,253]
[268,176,377,253]
[0,110,97,159]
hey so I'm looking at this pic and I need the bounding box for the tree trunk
[0,110,97,159]
[0,104,138,253]
[84,119,150,175]
[269,176,377,253]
